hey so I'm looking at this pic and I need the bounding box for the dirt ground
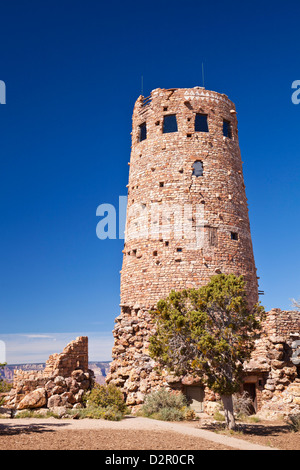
[0,427,231,451]
[0,416,298,451]
[197,419,300,451]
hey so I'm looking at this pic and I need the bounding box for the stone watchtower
[106,87,259,406]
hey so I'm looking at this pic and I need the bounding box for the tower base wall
[107,308,300,418]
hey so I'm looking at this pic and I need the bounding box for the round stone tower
[106,87,259,406]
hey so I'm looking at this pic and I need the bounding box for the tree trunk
[220,394,236,430]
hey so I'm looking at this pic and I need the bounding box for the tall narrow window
[195,114,208,132]
[163,114,177,133]
[208,227,218,247]
[139,122,147,141]
[223,119,232,138]
[192,160,203,177]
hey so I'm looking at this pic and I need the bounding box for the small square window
[139,122,147,141]
[163,114,178,133]
[195,114,208,132]
[223,120,232,138]
[177,248,182,252]
[231,232,238,240]
[192,160,203,177]
[159,182,164,187]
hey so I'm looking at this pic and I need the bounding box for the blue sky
[0,0,299,363]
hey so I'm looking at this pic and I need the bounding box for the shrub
[0,379,12,394]
[233,392,254,418]
[70,406,105,419]
[78,383,129,420]
[69,405,124,421]
[102,406,124,421]
[0,379,12,405]
[141,388,192,421]
[246,415,260,423]
[85,383,128,414]
[214,410,225,422]
[142,388,187,416]
[288,414,300,432]
[14,410,60,419]
[184,408,197,421]
[156,407,184,421]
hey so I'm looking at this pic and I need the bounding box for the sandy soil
[0,416,298,451]
[0,417,232,450]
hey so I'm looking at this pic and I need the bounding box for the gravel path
[0,417,277,450]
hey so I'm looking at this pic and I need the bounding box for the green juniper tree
[149,274,265,430]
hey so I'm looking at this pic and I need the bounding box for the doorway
[184,386,204,412]
[243,382,257,414]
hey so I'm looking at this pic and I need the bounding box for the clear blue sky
[0,0,299,362]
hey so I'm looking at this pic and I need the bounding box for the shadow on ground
[199,420,291,437]
[0,422,70,436]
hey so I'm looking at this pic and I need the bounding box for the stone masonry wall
[43,335,89,378]
[107,308,300,417]
[121,87,259,309]
[245,309,300,418]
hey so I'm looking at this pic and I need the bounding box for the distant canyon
[0,362,111,385]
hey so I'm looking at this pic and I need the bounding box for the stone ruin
[243,308,300,419]
[3,336,94,414]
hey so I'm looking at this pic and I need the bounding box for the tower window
[192,160,203,177]
[231,232,238,240]
[139,122,147,141]
[223,119,232,138]
[163,114,178,133]
[195,114,208,132]
[208,227,218,247]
